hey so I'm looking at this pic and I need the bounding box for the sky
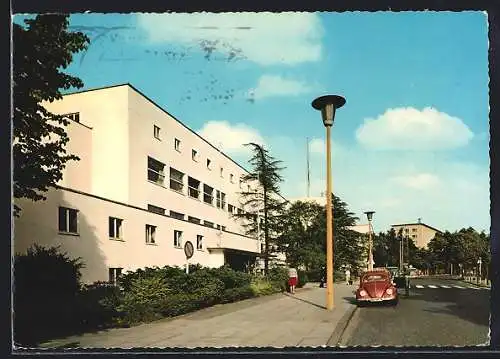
[14,11,490,233]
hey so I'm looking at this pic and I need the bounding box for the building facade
[391,221,442,249]
[14,83,267,283]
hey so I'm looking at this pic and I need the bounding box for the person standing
[288,267,298,294]
[345,268,351,285]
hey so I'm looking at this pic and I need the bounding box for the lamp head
[312,95,346,127]
[364,211,375,222]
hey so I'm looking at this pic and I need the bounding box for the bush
[77,281,123,330]
[117,275,174,325]
[14,245,85,346]
[266,266,288,292]
[250,278,279,296]
[220,285,255,303]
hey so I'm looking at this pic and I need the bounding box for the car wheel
[357,301,365,307]
[391,298,398,306]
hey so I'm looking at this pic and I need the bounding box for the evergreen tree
[233,143,286,275]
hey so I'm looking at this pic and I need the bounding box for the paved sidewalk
[40,283,358,349]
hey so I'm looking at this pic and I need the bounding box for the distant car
[356,270,398,306]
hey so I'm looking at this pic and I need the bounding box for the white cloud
[135,12,324,65]
[308,137,344,157]
[248,75,313,100]
[391,173,441,190]
[356,107,474,150]
[309,138,325,154]
[197,120,265,154]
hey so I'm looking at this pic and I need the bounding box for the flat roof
[61,83,289,204]
[391,222,442,234]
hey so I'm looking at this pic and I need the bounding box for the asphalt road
[339,278,490,347]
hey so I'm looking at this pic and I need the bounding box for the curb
[326,305,358,346]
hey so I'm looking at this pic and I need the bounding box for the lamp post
[364,211,375,271]
[312,94,346,311]
[477,258,482,284]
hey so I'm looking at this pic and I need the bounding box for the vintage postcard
[11,11,491,349]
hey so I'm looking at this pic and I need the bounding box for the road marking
[452,285,464,289]
[428,285,438,288]
[440,285,451,289]
[415,285,424,288]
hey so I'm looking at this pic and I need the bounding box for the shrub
[14,245,85,346]
[266,266,288,292]
[117,275,173,325]
[250,279,277,296]
[77,281,123,330]
[220,285,255,303]
[209,265,253,289]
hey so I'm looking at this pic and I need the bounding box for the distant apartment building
[14,83,274,284]
[391,220,442,249]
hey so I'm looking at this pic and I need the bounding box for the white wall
[14,187,259,283]
[42,86,130,203]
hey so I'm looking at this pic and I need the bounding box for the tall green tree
[233,143,286,275]
[278,194,363,275]
[13,15,89,216]
[275,200,324,270]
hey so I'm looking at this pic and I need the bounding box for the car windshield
[362,274,388,282]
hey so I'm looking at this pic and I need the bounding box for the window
[203,220,214,228]
[174,138,181,151]
[148,156,165,185]
[228,204,234,214]
[170,211,185,220]
[146,224,156,244]
[230,174,234,183]
[188,216,201,224]
[216,224,221,230]
[412,228,417,232]
[197,235,203,250]
[154,125,161,139]
[405,228,409,233]
[261,243,265,252]
[221,192,226,209]
[58,206,78,234]
[174,230,183,248]
[188,177,200,199]
[170,167,184,192]
[109,217,123,239]
[62,112,80,123]
[239,179,243,189]
[221,225,226,231]
[192,149,198,161]
[147,204,165,215]
[216,190,221,208]
[412,234,417,239]
[207,159,212,170]
[109,267,122,285]
[203,184,214,205]
[237,208,244,215]
[220,167,224,178]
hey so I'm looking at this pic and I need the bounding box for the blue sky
[14,12,490,233]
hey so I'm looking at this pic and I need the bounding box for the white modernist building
[14,83,270,284]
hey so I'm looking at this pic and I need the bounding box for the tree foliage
[277,194,364,275]
[13,15,89,216]
[233,143,287,274]
[372,226,490,277]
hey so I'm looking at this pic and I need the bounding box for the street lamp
[364,211,375,271]
[312,94,346,311]
[477,257,482,284]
